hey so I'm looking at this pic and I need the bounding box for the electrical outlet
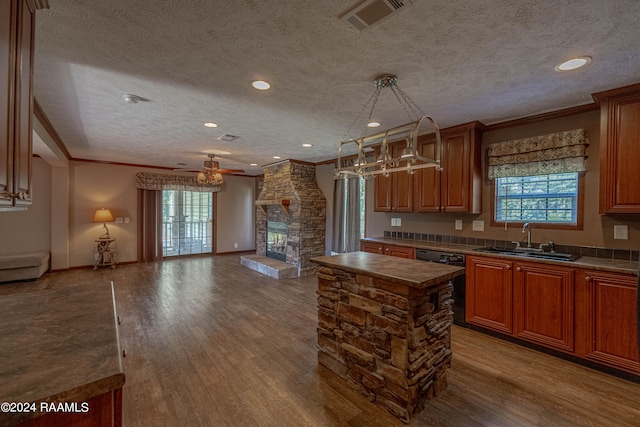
[614,225,628,240]
[472,220,484,232]
[455,220,463,230]
[391,218,401,227]
[124,217,130,224]
[116,217,123,224]
[234,243,239,248]
[94,253,99,260]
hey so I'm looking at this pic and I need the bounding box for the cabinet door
[373,173,392,212]
[440,123,482,213]
[583,270,639,373]
[12,0,34,206]
[384,244,415,259]
[414,133,440,212]
[391,143,413,212]
[361,241,384,254]
[466,256,513,334]
[598,90,640,213]
[0,0,16,206]
[372,143,413,212]
[514,262,574,352]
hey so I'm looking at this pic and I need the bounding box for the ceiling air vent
[339,0,409,31]
[217,134,239,142]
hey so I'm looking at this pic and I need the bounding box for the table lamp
[93,208,115,239]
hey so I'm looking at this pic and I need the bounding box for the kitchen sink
[474,246,580,261]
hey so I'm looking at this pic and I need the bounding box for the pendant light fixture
[335,74,442,179]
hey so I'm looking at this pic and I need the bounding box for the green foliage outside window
[495,173,578,224]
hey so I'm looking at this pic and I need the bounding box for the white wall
[0,157,52,256]
[215,176,256,253]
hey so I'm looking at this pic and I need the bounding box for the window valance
[135,172,222,192]
[487,128,589,179]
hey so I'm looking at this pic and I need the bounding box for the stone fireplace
[250,160,326,277]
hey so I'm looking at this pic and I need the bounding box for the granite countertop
[362,237,639,275]
[0,282,125,425]
[311,252,465,288]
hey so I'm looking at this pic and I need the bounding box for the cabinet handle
[585,276,592,282]
[505,265,511,270]
[516,267,521,272]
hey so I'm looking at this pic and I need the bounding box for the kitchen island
[310,252,464,422]
[0,282,125,426]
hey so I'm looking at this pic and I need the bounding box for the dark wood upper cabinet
[373,142,413,212]
[375,121,483,214]
[593,84,640,214]
[1,0,35,208]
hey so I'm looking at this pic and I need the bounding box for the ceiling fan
[176,154,244,185]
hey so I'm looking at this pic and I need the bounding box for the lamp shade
[93,208,114,223]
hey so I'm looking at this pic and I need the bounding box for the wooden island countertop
[310,251,465,288]
[0,282,125,426]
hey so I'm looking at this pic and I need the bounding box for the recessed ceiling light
[273,156,281,159]
[251,80,271,90]
[250,163,258,166]
[555,56,591,71]
[204,122,218,128]
[367,121,381,127]
[302,143,313,148]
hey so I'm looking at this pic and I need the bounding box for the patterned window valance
[135,172,222,192]
[487,128,589,179]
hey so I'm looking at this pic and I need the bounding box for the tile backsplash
[383,231,640,262]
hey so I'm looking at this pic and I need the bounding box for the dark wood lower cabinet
[360,242,415,259]
[17,389,122,427]
[514,262,574,353]
[465,256,513,335]
[467,255,639,375]
[580,270,640,374]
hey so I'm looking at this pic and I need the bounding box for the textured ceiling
[33,0,640,175]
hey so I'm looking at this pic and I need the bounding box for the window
[162,190,212,256]
[495,173,580,226]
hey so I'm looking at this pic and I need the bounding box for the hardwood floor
[2,255,639,426]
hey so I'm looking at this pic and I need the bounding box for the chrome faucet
[522,222,532,248]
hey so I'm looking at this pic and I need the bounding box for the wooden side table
[94,238,117,270]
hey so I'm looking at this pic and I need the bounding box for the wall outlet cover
[115,217,123,224]
[472,220,484,232]
[614,224,628,240]
[455,220,463,230]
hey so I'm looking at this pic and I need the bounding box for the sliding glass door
[161,190,213,256]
